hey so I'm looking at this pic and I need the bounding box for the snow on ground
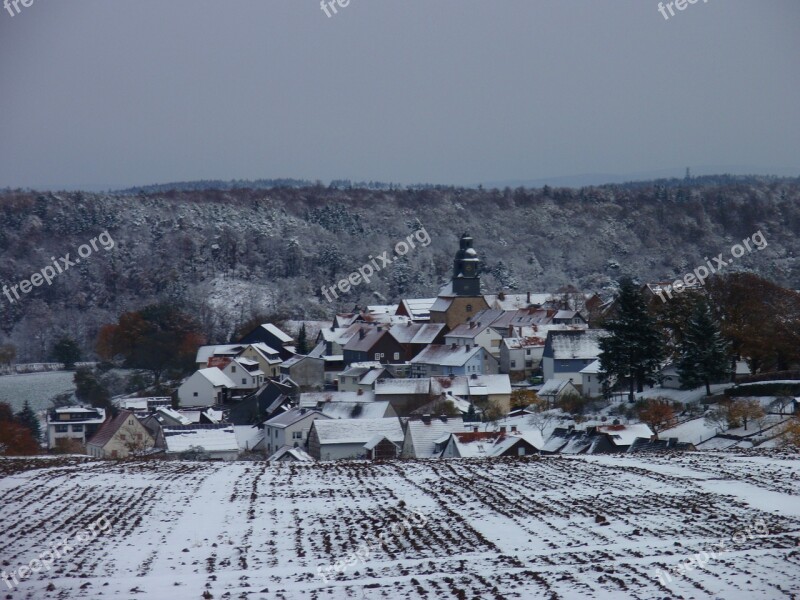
[659,417,719,445]
[635,384,728,404]
[0,371,76,413]
[0,452,798,599]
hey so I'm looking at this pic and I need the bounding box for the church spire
[452,233,481,296]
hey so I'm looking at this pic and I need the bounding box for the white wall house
[308,418,404,461]
[221,357,264,391]
[580,360,605,398]
[177,368,235,407]
[444,323,504,359]
[46,407,106,450]
[263,408,329,456]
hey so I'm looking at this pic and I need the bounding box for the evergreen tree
[599,278,665,401]
[15,400,41,442]
[53,337,82,369]
[677,299,731,395]
[297,323,309,355]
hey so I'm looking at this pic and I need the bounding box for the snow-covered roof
[312,417,403,445]
[319,401,392,420]
[430,296,454,312]
[366,304,399,315]
[547,329,606,360]
[155,407,193,425]
[375,378,432,396]
[399,298,437,320]
[410,344,483,367]
[596,424,654,446]
[260,323,293,343]
[363,434,398,450]
[164,424,239,453]
[300,391,376,408]
[265,408,324,429]
[234,425,264,451]
[195,344,245,364]
[580,359,603,375]
[268,446,314,462]
[197,367,236,389]
[404,417,468,458]
[538,379,572,397]
[430,374,511,396]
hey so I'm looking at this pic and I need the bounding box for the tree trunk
[705,380,711,396]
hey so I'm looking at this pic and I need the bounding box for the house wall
[318,442,367,461]
[542,357,595,383]
[177,372,221,407]
[581,372,604,398]
[265,413,326,455]
[222,361,261,390]
[239,346,281,378]
[369,438,399,459]
[286,358,324,390]
[430,297,491,329]
[93,414,154,459]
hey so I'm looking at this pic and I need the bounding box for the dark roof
[87,410,139,448]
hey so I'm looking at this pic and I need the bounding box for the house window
[375,353,381,360]
[518,447,525,456]
[55,425,68,433]
[526,349,531,356]
[242,378,247,384]
[193,392,198,397]
[393,352,400,360]
[510,361,516,368]
[72,424,84,432]
[231,366,236,373]
[292,431,302,440]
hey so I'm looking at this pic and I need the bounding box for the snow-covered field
[1,452,799,600]
[0,371,76,413]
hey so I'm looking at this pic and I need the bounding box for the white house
[46,406,106,450]
[263,408,328,456]
[308,417,404,461]
[177,367,236,407]
[163,424,240,461]
[541,329,605,383]
[409,344,499,378]
[580,359,605,398]
[499,337,545,375]
[221,357,264,391]
[400,416,468,459]
[444,321,504,359]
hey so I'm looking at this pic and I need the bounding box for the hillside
[1,451,798,599]
[1,179,799,361]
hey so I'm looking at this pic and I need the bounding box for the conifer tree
[599,278,665,401]
[677,299,730,395]
[15,400,41,442]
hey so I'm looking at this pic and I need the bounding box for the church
[429,233,490,329]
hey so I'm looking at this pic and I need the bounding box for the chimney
[499,426,507,434]
[510,425,517,432]
[439,415,448,422]
[421,414,431,424]
[359,328,366,340]
[357,388,363,395]
[527,291,531,303]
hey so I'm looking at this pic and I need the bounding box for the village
[39,234,799,463]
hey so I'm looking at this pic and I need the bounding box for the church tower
[452,233,481,296]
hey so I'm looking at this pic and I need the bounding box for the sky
[0,0,798,189]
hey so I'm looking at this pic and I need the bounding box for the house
[220,357,264,392]
[308,417,404,461]
[627,437,696,453]
[500,336,546,375]
[552,310,587,326]
[342,326,405,366]
[374,378,436,415]
[537,378,581,408]
[430,374,512,414]
[227,379,295,426]
[195,344,246,369]
[444,321,504,359]
[388,322,448,361]
[238,343,283,378]
[86,410,154,459]
[580,359,606,398]
[268,445,315,462]
[238,323,296,360]
[177,367,236,407]
[299,390,376,408]
[337,362,393,392]
[234,425,265,452]
[541,329,606,383]
[395,298,437,322]
[409,344,499,378]
[163,424,240,461]
[46,406,106,450]
[263,408,328,455]
[118,397,172,413]
[280,355,324,390]
[400,415,467,458]
[438,430,542,458]
[364,435,401,460]
[318,400,397,420]
[541,423,654,455]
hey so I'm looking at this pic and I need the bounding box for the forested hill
[1,179,798,361]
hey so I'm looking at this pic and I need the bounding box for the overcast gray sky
[0,0,798,189]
